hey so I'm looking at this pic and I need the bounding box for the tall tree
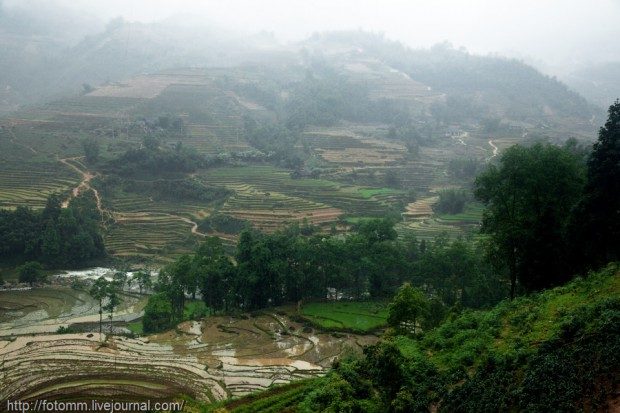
[104,287,120,334]
[387,283,429,335]
[143,293,174,333]
[570,100,620,270]
[475,143,585,298]
[89,276,109,338]
[82,138,100,163]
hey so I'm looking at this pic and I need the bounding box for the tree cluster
[143,219,504,333]
[475,101,620,298]
[105,137,203,177]
[435,189,469,214]
[0,194,105,268]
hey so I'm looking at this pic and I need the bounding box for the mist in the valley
[5,0,619,70]
[1,0,619,109]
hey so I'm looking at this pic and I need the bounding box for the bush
[199,214,249,234]
[143,293,174,333]
[18,261,44,285]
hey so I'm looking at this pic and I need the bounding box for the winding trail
[58,160,204,238]
[487,139,498,162]
[58,157,103,215]
[5,123,205,242]
[160,213,206,237]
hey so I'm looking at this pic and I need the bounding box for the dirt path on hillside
[165,213,206,237]
[59,155,205,239]
[487,139,498,162]
[58,157,104,217]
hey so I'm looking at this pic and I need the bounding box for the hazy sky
[7,0,620,72]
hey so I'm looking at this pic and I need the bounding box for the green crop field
[436,202,485,224]
[300,301,388,332]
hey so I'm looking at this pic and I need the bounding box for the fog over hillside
[1,0,619,111]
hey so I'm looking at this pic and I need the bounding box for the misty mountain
[304,32,599,124]
[0,5,601,129]
[562,61,620,109]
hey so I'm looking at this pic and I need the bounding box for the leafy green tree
[363,341,407,401]
[570,100,620,271]
[435,189,468,214]
[89,276,109,337]
[356,218,397,244]
[384,169,401,188]
[143,293,174,333]
[18,261,44,286]
[104,287,120,334]
[475,143,585,298]
[387,283,429,335]
[112,271,127,291]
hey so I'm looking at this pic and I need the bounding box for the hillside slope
[204,263,619,412]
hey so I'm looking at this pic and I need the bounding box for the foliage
[435,189,468,214]
[106,137,203,177]
[82,137,100,163]
[142,293,174,334]
[448,158,479,180]
[199,213,249,234]
[569,100,620,272]
[151,220,504,334]
[17,261,44,285]
[475,143,585,298]
[134,270,152,294]
[244,120,305,169]
[387,283,429,335]
[0,193,105,268]
[296,265,620,412]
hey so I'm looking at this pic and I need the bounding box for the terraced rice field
[398,199,482,241]
[0,162,79,209]
[87,74,207,99]
[0,313,378,402]
[342,59,441,103]
[0,285,145,336]
[103,193,210,258]
[184,123,250,155]
[304,126,406,166]
[436,202,484,224]
[396,218,468,241]
[105,215,197,258]
[402,196,438,219]
[201,166,394,222]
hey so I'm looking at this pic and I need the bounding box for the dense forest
[0,193,105,268]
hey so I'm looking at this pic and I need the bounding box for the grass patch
[358,187,404,198]
[300,301,388,332]
[183,300,209,320]
[126,320,143,335]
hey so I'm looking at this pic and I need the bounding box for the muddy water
[0,312,379,402]
[0,278,378,402]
